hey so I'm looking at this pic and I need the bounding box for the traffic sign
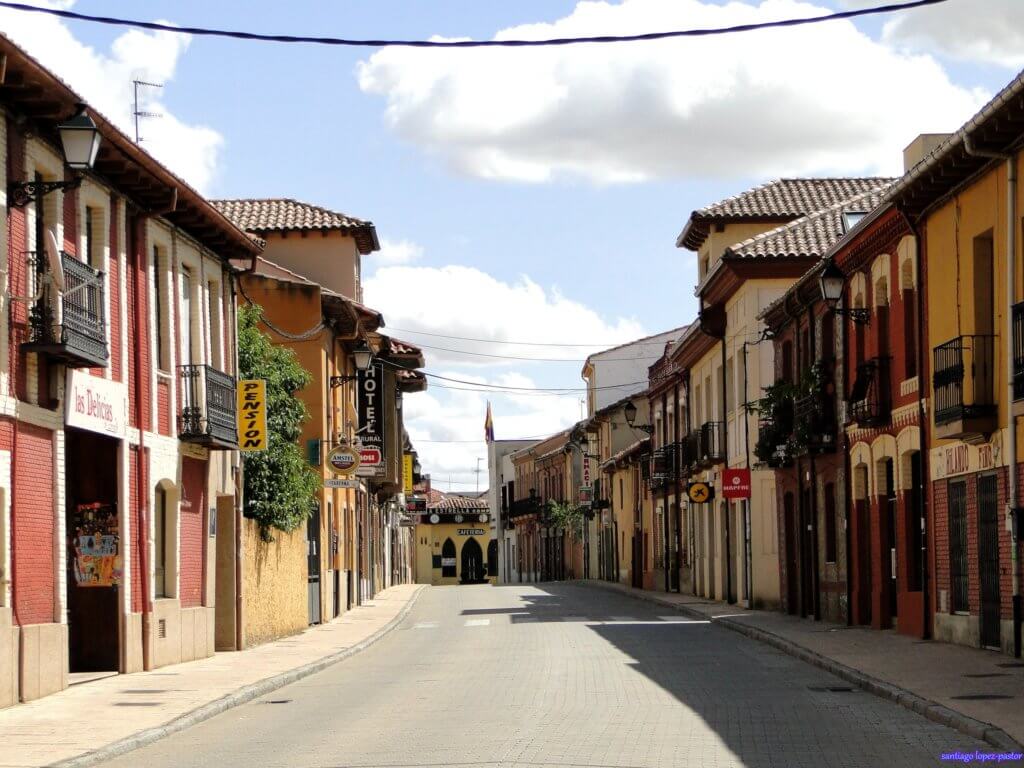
[723,468,752,499]
[688,481,714,503]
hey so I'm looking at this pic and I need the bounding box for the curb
[49,585,427,768]
[577,580,1022,752]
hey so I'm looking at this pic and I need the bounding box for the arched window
[441,538,456,578]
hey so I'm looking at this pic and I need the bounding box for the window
[821,312,835,363]
[179,266,196,365]
[841,211,867,234]
[904,288,917,378]
[948,480,969,612]
[208,280,222,370]
[725,357,735,413]
[153,247,168,370]
[824,483,837,564]
[84,206,95,266]
[154,486,168,598]
[781,341,793,384]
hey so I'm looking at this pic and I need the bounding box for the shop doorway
[487,539,498,578]
[65,428,120,673]
[884,459,897,626]
[784,493,798,614]
[307,502,321,625]
[978,474,1001,649]
[461,538,485,583]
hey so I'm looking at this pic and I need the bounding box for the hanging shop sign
[327,444,360,476]
[722,468,752,499]
[407,497,427,513]
[403,453,415,495]
[687,481,714,504]
[356,362,386,474]
[324,478,359,489]
[71,502,121,587]
[65,370,127,438]
[237,379,268,452]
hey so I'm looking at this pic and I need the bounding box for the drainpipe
[808,303,821,621]
[963,137,1020,656]
[721,336,732,604]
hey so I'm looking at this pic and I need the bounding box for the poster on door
[71,502,122,587]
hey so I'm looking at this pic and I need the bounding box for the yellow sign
[403,453,414,496]
[327,444,360,476]
[237,379,268,452]
[688,481,713,503]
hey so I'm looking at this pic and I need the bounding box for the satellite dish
[45,229,65,292]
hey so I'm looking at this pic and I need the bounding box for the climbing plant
[237,303,320,541]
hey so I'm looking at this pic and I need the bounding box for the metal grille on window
[947,481,969,613]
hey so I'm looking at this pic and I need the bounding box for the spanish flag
[484,401,494,443]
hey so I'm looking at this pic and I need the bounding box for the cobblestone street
[102,584,989,768]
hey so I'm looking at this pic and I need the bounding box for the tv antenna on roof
[132,79,163,144]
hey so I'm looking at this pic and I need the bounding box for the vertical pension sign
[237,379,268,452]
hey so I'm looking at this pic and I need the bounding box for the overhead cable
[0,0,949,48]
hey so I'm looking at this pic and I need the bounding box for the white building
[487,439,536,584]
[582,328,688,414]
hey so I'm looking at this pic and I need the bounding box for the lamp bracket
[9,176,82,208]
[329,374,358,388]
[835,307,872,325]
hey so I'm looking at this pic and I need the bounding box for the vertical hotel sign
[357,362,386,474]
[237,379,268,452]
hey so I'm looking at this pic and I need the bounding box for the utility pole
[475,457,484,493]
[132,79,163,144]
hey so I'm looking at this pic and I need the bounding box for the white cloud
[364,262,644,490]
[364,263,646,366]
[368,238,423,269]
[0,1,222,191]
[878,0,1024,68]
[357,0,987,183]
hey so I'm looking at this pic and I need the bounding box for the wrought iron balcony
[698,421,725,466]
[509,495,540,518]
[793,392,837,454]
[1014,302,1024,401]
[933,334,997,442]
[23,251,108,368]
[848,356,890,427]
[679,432,700,474]
[178,364,238,449]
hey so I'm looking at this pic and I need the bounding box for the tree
[547,499,586,537]
[237,303,320,541]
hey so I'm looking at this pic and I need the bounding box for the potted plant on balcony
[753,379,796,466]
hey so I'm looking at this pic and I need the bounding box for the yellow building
[415,495,494,585]
[886,83,1024,654]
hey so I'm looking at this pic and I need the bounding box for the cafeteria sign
[237,379,268,452]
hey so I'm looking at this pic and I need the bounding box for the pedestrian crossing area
[410,615,710,629]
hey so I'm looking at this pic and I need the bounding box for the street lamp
[330,340,374,387]
[623,400,654,435]
[819,259,870,325]
[9,104,102,208]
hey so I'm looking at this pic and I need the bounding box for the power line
[413,340,662,363]
[387,326,673,348]
[0,0,949,48]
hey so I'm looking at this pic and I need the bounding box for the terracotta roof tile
[677,177,896,250]
[724,184,894,260]
[427,494,489,511]
[212,198,380,254]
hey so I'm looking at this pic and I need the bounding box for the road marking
[464,618,490,627]
[413,622,438,630]
[610,616,637,621]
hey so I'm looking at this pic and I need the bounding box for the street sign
[324,478,359,489]
[722,468,752,499]
[688,481,714,503]
[326,445,360,475]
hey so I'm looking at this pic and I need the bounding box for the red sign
[358,447,382,470]
[722,468,751,499]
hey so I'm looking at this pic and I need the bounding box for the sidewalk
[0,583,424,768]
[581,579,1024,751]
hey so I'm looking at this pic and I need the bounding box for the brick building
[0,34,258,706]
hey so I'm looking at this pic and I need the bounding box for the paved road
[103,583,989,768]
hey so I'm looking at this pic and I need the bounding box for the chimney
[903,134,952,172]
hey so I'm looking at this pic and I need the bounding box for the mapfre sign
[722,468,752,499]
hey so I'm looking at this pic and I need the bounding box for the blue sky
[7,0,1021,490]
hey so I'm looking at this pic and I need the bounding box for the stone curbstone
[577,579,1023,752]
[48,585,427,768]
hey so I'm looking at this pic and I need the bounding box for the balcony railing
[23,251,108,368]
[756,419,792,467]
[1013,302,1024,401]
[178,364,238,449]
[698,421,725,465]
[848,356,890,427]
[679,432,700,474]
[509,496,540,518]
[793,392,837,453]
[933,335,997,439]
